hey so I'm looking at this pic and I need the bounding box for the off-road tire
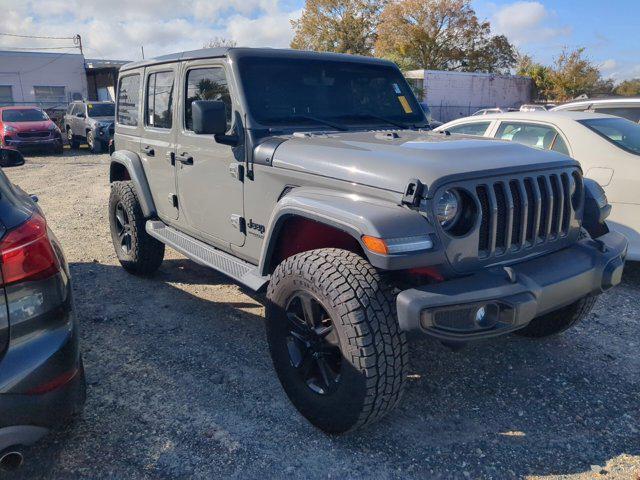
[515,295,598,338]
[109,181,164,275]
[66,128,80,149]
[266,248,408,434]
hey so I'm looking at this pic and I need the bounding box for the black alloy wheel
[114,201,132,254]
[285,292,342,395]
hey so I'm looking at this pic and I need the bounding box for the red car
[0,106,63,154]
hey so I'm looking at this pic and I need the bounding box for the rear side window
[496,122,569,155]
[446,122,491,136]
[117,74,140,126]
[146,71,175,129]
[185,68,231,131]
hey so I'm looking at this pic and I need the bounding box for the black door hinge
[402,178,424,207]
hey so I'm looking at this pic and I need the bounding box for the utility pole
[74,34,83,56]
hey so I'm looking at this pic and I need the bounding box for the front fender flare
[110,150,156,218]
[258,187,439,275]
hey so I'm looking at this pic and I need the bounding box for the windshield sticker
[398,96,413,114]
[392,83,401,94]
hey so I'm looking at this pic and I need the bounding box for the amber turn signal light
[361,235,389,255]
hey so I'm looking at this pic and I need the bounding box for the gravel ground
[4,149,639,479]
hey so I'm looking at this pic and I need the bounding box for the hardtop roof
[120,47,396,72]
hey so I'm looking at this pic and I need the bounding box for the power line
[0,32,76,40]
[0,46,79,51]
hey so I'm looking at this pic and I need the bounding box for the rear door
[140,66,179,221]
[174,61,244,247]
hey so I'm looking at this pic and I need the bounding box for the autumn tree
[291,0,384,55]
[203,37,237,48]
[375,0,516,72]
[547,48,612,101]
[614,78,640,97]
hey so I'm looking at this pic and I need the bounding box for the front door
[174,62,244,247]
[140,67,179,221]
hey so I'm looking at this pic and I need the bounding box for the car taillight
[0,213,60,286]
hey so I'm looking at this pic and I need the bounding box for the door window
[496,122,569,155]
[117,74,140,126]
[146,71,175,129]
[184,68,231,131]
[446,122,491,136]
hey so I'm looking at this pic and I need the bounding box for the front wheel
[109,181,165,275]
[266,249,408,433]
[87,131,101,153]
[515,296,598,338]
[66,128,79,149]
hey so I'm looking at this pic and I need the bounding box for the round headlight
[436,189,460,228]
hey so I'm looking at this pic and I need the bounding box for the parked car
[109,47,626,433]
[64,101,115,153]
[0,148,85,470]
[552,98,640,123]
[472,107,517,116]
[436,111,640,259]
[0,107,63,155]
[519,104,548,112]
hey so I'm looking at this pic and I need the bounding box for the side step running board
[146,220,269,291]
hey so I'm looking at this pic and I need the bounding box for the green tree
[291,0,384,55]
[614,78,640,96]
[516,53,553,100]
[375,0,516,72]
[548,48,606,101]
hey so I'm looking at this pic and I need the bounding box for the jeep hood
[271,130,579,196]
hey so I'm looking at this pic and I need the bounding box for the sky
[0,0,638,81]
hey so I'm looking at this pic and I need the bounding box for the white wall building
[405,70,532,123]
[0,51,89,108]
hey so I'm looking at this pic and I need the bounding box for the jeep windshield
[87,103,115,117]
[237,57,425,129]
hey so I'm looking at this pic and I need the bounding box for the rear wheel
[266,248,408,433]
[515,296,598,338]
[109,181,164,275]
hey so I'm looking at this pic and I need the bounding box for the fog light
[472,303,500,328]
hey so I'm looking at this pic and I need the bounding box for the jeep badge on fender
[108,47,627,433]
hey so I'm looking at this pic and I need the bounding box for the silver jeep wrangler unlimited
[109,48,627,433]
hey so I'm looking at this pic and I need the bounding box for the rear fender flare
[109,150,156,218]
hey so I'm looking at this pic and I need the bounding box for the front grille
[475,171,574,258]
[17,131,50,139]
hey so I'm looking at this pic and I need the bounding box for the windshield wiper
[291,114,348,131]
[339,113,411,130]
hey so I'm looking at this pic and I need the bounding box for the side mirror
[192,100,227,136]
[0,148,25,168]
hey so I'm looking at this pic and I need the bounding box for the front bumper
[4,136,62,149]
[397,232,628,341]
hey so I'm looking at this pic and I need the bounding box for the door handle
[176,153,193,165]
[142,145,155,156]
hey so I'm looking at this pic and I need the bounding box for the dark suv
[64,101,115,153]
[109,47,627,433]
[0,148,85,468]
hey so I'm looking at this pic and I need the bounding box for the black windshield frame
[236,56,426,130]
